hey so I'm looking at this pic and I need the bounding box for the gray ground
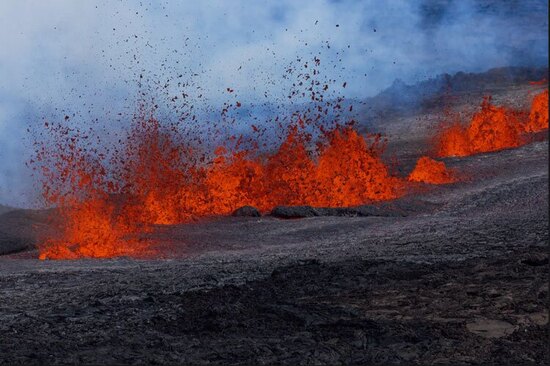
[0,84,548,365]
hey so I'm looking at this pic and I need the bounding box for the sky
[0,0,548,207]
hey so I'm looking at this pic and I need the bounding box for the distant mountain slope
[0,204,15,215]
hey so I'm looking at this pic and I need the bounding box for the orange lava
[122,123,405,219]
[525,89,549,133]
[38,197,152,260]
[408,156,457,184]
[35,87,547,259]
[36,120,406,259]
[435,90,548,157]
[35,124,155,260]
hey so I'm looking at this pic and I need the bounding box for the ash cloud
[0,0,547,207]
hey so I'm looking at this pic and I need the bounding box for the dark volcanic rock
[0,204,15,215]
[0,208,51,253]
[5,250,545,365]
[521,254,549,266]
[314,206,367,217]
[270,199,443,219]
[271,206,320,218]
[232,206,261,217]
[0,235,31,255]
[317,205,402,217]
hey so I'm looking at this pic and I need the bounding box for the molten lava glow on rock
[123,123,404,219]
[36,120,405,259]
[408,156,456,184]
[435,90,548,157]
[525,89,549,133]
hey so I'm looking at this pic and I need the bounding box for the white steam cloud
[0,0,547,206]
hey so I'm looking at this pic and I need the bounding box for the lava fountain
[525,89,549,133]
[435,90,548,157]
[408,156,457,184]
[34,87,547,259]
[35,117,408,259]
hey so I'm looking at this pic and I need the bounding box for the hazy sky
[0,0,548,206]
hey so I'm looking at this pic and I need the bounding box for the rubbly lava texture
[35,119,406,260]
[408,156,457,184]
[435,90,548,157]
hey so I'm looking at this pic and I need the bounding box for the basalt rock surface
[232,205,261,217]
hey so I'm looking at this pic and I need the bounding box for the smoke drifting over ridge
[0,0,548,207]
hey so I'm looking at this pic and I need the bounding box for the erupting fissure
[35,119,411,259]
[34,87,546,260]
[435,90,548,157]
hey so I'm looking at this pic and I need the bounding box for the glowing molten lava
[525,89,549,133]
[435,97,526,157]
[435,90,548,157]
[123,123,405,218]
[35,87,547,259]
[408,156,457,184]
[33,123,155,260]
[36,120,406,259]
[39,198,152,260]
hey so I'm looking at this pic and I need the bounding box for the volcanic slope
[0,85,548,365]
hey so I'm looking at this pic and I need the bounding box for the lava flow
[435,89,548,157]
